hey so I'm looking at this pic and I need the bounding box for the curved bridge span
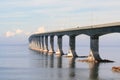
[29,22,120,62]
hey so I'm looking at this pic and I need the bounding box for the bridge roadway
[29,22,120,62]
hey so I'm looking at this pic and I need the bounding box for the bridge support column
[56,35,64,56]
[34,37,41,51]
[38,37,42,50]
[34,38,38,48]
[44,36,49,52]
[31,39,35,49]
[39,37,43,51]
[67,35,78,57]
[49,36,54,53]
[29,39,33,48]
[41,36,44,51]
[36,37,40,49]
[88,36,102,62]
[29,38,34,49]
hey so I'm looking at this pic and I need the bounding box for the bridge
[29,22,120,62]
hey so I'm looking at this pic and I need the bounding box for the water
[0,45,120,80]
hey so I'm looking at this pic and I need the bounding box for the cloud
[35,27,45,34]
[15,29,23,34]
[24,32,31,36]
[0,0,120,37]
[4,27,46,38]
[5,31,15,37]
[5,29,30,37]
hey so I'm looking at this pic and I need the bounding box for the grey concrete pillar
[39,36,42,50]
[34,38,37,48]
[32,38,35,48]
[41,36,44,51]
[36,37,40,49]
[44,36,49,52]
[29,38,32,48]
[67,35,78,57]
[49,36,54,53]
[30,37,38,49]
[56,35,64,55]
[88,36,102,61]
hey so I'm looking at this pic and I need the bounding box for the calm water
[0,45,120,80]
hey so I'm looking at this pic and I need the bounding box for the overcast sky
[0,0,120,44]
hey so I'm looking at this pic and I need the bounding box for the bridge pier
[39,37,43,51]
[44,36,49,52]
[30,37,39,50]
[38,37,42,50]
[56,35,64,56]
[88,36,102,62]
[38,37,41,49]
[30,38,34,48]
[29,38,33,49]
[49,36,54,53]
[34,38,38,48]
[30,39,34,49]
[36,37,41,51]
[67,35,78,57]
[41,36,44,51]
[37,37,41,49]
[36,37,40,49]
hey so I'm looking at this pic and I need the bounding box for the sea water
[0,44,120,80]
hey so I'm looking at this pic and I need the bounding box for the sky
[0,0,120,45]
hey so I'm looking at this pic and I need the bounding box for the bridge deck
[31,22,120,37]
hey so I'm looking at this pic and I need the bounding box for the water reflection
[30,51,100,80]
[57,56,62,68]
[1,45,119,80]
[89,62,100,80]
[68,58,76,68]
[49,54,54,68]
[44,52,48,68]
[68,58,76,79]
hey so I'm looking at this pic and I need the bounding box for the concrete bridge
[29,22,120,62]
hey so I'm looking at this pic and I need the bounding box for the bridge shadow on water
[30,50,102,80]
